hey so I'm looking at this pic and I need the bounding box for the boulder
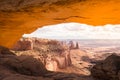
[2,55,47,76]
[0,46,52,80]
[91,54,120,80]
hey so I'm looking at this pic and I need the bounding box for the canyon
[12,37,91,74]
[1,0,120,80]
[0,38,94,80]
[1,37,120,80]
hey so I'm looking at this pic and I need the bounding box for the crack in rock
[53,16,89,21]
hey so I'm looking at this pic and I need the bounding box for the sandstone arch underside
[0,0,120,48]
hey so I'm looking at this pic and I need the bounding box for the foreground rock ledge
[91,54,120,80]
[0,46,93,80]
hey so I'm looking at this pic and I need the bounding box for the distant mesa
[68,41,80,49]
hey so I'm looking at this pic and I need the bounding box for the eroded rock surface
[12,37,96,76]
[12,38,33,51]
[12,38,72,71]
[0,46,50,80]
[0,46,93,80]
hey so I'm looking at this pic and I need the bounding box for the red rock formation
[69,41,79,49]
[51,50,72,69]
[75,42,79,49]
[12,38,33,51]
[0,46,48,79]
[12,38,72,71]
[1,46,92,80]
[12,38,100,76]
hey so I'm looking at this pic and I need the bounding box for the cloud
[23,22,120,39]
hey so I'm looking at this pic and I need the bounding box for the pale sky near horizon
[23,22,120,39]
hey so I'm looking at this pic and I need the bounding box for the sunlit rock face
[12,38,72,71]
[0,0,120,48]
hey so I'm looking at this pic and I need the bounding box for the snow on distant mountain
[23,22,120,39]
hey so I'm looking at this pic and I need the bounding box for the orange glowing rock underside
[0,0,120,48]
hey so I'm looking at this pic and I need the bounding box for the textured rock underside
[0,0,120,47]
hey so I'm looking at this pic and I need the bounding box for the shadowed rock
[0,45,93,80]
[91,54,120,80]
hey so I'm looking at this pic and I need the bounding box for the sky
[23,22,120,39]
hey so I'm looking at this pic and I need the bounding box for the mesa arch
[0,0,120,48]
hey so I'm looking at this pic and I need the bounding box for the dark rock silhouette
[91,54,120,80]
[0,46,15,55]
[0,46,49,80]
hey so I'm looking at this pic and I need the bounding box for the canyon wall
[12,38,72,71]
[0,46,88,80]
